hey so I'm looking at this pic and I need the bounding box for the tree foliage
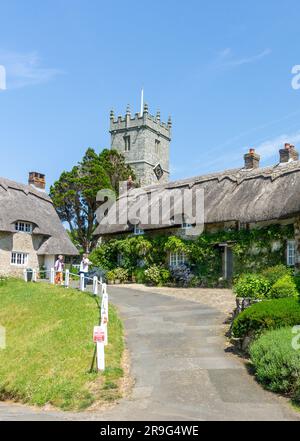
[50,148,135,252]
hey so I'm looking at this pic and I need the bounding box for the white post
[93,326,105,371]
[50,268,55,284]
[80,273,85,291]
[101,291,109,346]
[23,269,27,282]
[32,269,37,282]
[96,340,105,371]
[65,269,70,288]
[101,314,108,346]
[93,276,98,295]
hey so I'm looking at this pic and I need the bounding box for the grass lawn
[0,279,124,410]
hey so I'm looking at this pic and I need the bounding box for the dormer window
[15,221,32,233]
[134,225,144,235]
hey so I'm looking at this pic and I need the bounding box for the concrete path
[0,286,299,421]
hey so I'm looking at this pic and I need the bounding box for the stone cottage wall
[0,232,44,277]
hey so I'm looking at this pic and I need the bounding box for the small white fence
[23,267,108,372]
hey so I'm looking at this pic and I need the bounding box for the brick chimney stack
[244,148,260,169]
[28,172,46,190]
[279,143,299,163]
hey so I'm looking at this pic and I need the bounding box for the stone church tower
[110,103,171,186]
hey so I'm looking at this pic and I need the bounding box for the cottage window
[124,135,131,152]
[15,221,32,233]
[11,252,29,266]
[169,252,186,267]
[287,240,296,266]
[134,225,144,235]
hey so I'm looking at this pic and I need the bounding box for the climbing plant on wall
[90,224,294,287]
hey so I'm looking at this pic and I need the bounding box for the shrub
[233,273,271,299]
[113,267,129,283]
[133,268,146,284]
[170,265,193,287]
[232,297,300,339]
[261,264,292,286]
[144,265,161,286]
[106,268,129,283]
[250,327,300,403]
[143,266,171,286]
[160,268,171,285]
[267,275,298,299]
[294,273,300,293]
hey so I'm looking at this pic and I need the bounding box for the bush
[170,265,193,287]
[261,264,292,286]
[144,265,161,286]
[267,275,298,299]
[106,268,128,283]
[250,327,300,403]
[160,268,171,285]
[133,268,146,284]
[233,274,271,299]
[294,273,300,293]
[144,266,170,286]
[232,297,300,339]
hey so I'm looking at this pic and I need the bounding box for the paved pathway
[0,286,299,421]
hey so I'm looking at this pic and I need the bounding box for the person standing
[54,255,64,285]
[79,254,92,288]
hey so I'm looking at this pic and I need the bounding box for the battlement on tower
[110,104,172,140]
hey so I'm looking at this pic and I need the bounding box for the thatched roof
[0,177,78,255]
[94,160,300,236]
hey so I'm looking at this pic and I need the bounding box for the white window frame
[287,240,296,266]
[15,221,32,233]
[134,225,144,236]
[11,252,29,266]
[169,252,186,268]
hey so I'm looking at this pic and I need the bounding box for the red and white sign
[93,326,105,343]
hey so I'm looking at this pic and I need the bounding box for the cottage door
[225,247,233,280]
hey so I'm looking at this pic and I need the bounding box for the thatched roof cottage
[95,144,300,279]
[0,172,78,276]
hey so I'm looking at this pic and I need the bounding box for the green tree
[50,148,135,253]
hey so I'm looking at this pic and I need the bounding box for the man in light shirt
[79,254,92,288]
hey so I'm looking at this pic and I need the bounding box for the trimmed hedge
[267,275,298,299]
[261,264,292,286]
[232,297,300,339]
[250,327,300,403]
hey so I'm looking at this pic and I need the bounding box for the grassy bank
[0,279,124,410]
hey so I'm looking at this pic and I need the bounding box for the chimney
[28,172,46,190]
[279,143,299,163]
[244,148,260,169]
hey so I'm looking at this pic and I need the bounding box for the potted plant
[106,270,115,285]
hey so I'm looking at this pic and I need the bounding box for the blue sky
[1,0,300,188]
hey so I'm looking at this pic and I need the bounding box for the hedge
[232,297,300,339]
